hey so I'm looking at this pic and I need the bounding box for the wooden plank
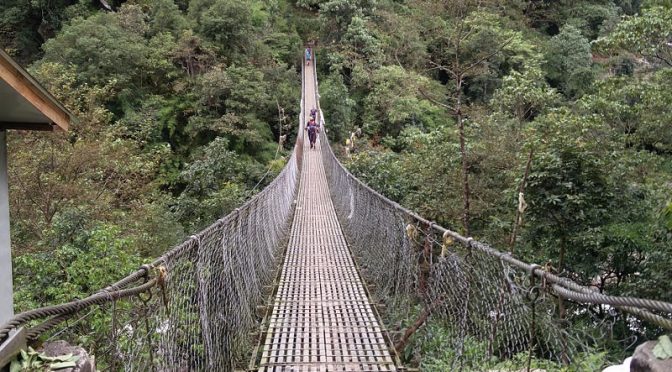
[0,327,26,369]
[0,51,70,131]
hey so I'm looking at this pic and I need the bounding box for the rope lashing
[0,278,158,342]
[155,266,169,313]
[405,223,418,241]
[441,230,454,258]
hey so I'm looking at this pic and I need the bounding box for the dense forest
[2,0,671,369]
[2,0,303,309]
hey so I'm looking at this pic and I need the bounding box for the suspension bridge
[1,54,671,371]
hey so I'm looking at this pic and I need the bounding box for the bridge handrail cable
[311,52,672,330]
[0,60,307,349]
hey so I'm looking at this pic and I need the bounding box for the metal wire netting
[1,118,302,372]
[313,56,672,369]
[319,126,672,368]
[0,60,310,372]
[2,53,672,371]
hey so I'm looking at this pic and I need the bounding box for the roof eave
[0,49,73,132]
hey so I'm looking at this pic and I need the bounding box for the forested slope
[311,0,672,299]
[2,0,671,369]
[2,0,303,313]
[303,0,672,367]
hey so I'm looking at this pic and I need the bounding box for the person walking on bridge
[306,117,319,149]
[305,47,312,65]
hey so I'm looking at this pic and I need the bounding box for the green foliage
[663,201,672,230]
[562,1,619,39]
[140,0,190,37]
[319,0,377,41]
[173,137,259,229]
[419,327,493,371]
[8,0,302,356]
[412,320,610,371]
[492,62,560,121]
[319,74,356,142]
[363,66,441,138]
[10,347,80,372]
[491,350,609,371]
[341,16,383,66]
[0,0,90,63]
[295,0,324,9]
[5,0,672,369]
[315,0,672,366]
[545,25,594,97]
[14,222,142,310]
[596,6,672,67]
[346,150,412,202]
[523,147,613,265]
[580,69,672,153]
[197,0,255,57]
[40,4,179,104]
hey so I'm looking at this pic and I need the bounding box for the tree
[424,7,519,236]
[545,25,594,97]
[596,6,672,68]
[174,137,253,229]
[363,66,441,139]
[197,0,254,54]
[0,0,83,63]
[40,4,179,104]
[319,74,357,142]
[524,146,613,272]
[579,69,672,153]
[491,55,561,251]
[341,16,384,67]
[319,0,377,42]
[141,0,189,37]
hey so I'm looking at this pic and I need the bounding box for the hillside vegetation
[309,0,672,303]
[2,0,671,369]
[308,0,672,367]
[3,0,302,312]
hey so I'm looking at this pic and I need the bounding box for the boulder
[630,340,672,372]
[40,340,95,372]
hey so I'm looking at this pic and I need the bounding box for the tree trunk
[509,148,534,253]
[558,234,566,272]
[456,76,470,237]
[394,297,444,353]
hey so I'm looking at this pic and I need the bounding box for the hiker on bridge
[305,47,312,65]
[310,107,317,120]
[306,117,319,149]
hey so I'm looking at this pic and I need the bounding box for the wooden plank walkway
[257,63,396,371]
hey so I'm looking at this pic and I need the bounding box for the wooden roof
[0,49,72,131]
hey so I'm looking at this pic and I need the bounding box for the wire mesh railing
[2,51,671,371]
[313,54,672,370]
[0,64,306,370]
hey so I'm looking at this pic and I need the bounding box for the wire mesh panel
[315,58,672,370]
[1,122,301,372]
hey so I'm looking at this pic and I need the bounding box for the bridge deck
[257,63,396,371]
